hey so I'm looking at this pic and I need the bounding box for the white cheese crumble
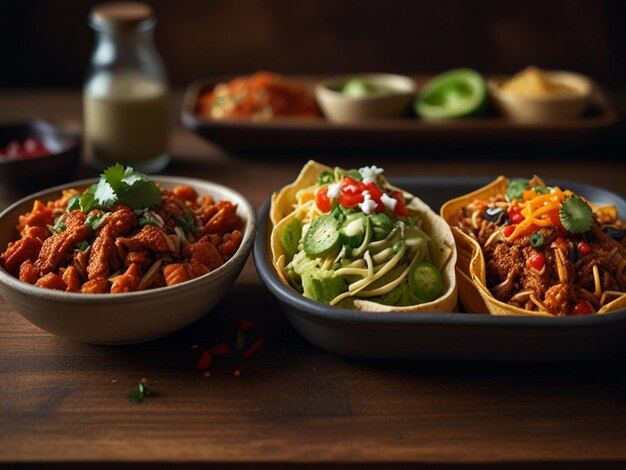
[359,166,384,184]
[359,191,378,215]
[380,193,397,211]
[327,182,342,199]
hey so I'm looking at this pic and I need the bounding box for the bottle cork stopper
[90,2,153,28]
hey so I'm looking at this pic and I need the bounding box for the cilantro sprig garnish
[80,164,162,213]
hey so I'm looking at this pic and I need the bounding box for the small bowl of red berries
[0,121,81,201]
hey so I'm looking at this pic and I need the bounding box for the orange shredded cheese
[506,187,569,242]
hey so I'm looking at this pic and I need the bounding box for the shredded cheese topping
[506,187,573,242]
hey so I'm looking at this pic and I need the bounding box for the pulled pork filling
[457,193,626,316]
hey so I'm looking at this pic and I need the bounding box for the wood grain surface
[1,91,626,465]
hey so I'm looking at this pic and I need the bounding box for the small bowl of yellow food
[489,66,592,123]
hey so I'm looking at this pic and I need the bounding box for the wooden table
[1,90,626,466]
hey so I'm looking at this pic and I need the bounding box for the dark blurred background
[1,0,625,88]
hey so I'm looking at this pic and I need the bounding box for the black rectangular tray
[253,177,626,361]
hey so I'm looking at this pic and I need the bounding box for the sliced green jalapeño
[409,262,443,302]
[303,213,341,257]
[415,68,487,119]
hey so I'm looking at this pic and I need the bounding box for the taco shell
[440,176,626,316]
[270,160,458,313]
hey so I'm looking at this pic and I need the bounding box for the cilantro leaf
[76,240,90,251]
[175,215,196,234]
[103,163,128,193]
[67,195,81,212]
[79,185,97,213]
[505,179,529,202]
[50,216,67,234]
[78,164,162,213]
[117,180,162,210]
[85,212,110,230]
[126,381,153,404]
[139,211,163,228]
[93,178,117,210]
[560,196,593,233]
[126,390,144,403]
[122,173,144,186]
[318,171,334,185]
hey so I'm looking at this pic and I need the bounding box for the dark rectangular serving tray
[253,177,626,361]
[182,75,618,151]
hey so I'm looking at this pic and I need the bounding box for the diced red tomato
[528,253,545,271]
[339,177,365,208]
[508,205,524,224]
[391,191,408,216]
[339,190,363,208]
[23,137,49,156]
[572,301,594,316]
[0,137,50,160]
[340,176,364,193]
[362,182,385,212]
[315,187,332,212]
[577,241,592,256]
[503,225,516,238]
[363,182,382,201]
[5,140,21,158]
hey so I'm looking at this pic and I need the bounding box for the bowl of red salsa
[0,121,81,201]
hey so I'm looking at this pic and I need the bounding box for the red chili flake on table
[193,320,264,380]
[210,342,232,356]
[242,338,264,359]
[238,319,254,331]
[196,350,213,369]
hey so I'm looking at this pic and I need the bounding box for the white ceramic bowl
[488,71,592,123]
[0,176,255,344]
[315,73,417,123]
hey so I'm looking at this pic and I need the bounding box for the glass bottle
[84,2,169,172]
